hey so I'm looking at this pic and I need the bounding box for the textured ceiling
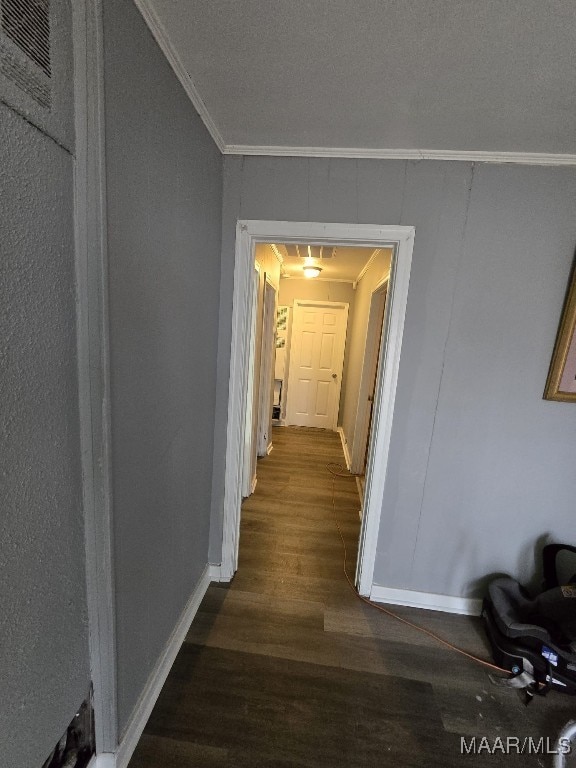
[148,0,576,155]
[277,245,382,282]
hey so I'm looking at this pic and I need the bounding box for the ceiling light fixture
[303,265,322,278]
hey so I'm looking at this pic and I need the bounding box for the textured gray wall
[0,101,89,767]
[102,0,223,733]
[213,155,576,598]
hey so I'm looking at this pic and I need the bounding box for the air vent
[0,0,51,107]
[1,0,50,75]
[284,245,336,260]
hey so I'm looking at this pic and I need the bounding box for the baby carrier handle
[542,544,576,591]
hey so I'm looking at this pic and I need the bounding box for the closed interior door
[286,301,348,430]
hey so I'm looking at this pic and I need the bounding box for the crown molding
[224,144,576,166]
[132,4,576,168]
[354,249,381,288]
[134,0,225,152]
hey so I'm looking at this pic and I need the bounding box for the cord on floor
[326,462,512,678]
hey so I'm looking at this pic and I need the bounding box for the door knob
[332,373,337,379]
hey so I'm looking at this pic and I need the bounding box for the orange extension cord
[326,462,512,678]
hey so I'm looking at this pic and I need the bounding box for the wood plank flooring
[129,427,576,767]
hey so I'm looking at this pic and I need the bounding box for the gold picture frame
[544,266,576,402]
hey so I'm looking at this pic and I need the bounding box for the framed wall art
[544,266,576,402]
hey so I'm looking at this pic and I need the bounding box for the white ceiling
[146,0,576,157]
[276,245,382,282]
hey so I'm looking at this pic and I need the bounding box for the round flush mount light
[303,265,322,278]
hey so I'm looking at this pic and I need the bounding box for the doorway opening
[221,221,414,597]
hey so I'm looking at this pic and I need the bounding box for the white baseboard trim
[209,563,232,582]
[113,565,211,768]
[370,584,482,616]
[337,427,352,471]
[92,755,115,768]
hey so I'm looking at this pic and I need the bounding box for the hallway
[129,428,576,768]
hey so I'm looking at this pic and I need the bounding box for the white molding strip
[353,249,381,288]
[114,566,212,768]
[370,584,482,616]
[337,427,352,471]
[224,144,576,166]
[92,756,115,768]
[209,563,231,582]
[133,0,225,152]
[73,0,118,754]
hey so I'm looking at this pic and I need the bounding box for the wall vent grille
[285,245,336,260]
[0,0,51,107]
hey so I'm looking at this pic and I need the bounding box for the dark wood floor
[129,427,575,767]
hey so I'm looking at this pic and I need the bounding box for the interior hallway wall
[102,0,222,733]
[339,250,392,466]
[211,155,576,600]
[0,1,90,764]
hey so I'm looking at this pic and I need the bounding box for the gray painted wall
[212,155,576,599]
[0,101,89,766]
[102,0,222,733]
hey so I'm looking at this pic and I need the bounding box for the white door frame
[285,299,349,431]
[242,262,261,497]
[350,277,389,474]
[221,220,415,595]
[257,277,277,457]
[73,0,118,756]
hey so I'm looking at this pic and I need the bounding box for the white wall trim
[113,566,212,768]
[209,563,230,582]
[73,0,117,754]
[353,249,381,288]
[92,756,115,768]
[224,144,576,166]
[350,278,389,474]
[337,427,352,471]
[370,584,482,616]
[222,221,415,593]
[133,0,225,152]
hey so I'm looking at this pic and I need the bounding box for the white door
[286,301,349,430]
